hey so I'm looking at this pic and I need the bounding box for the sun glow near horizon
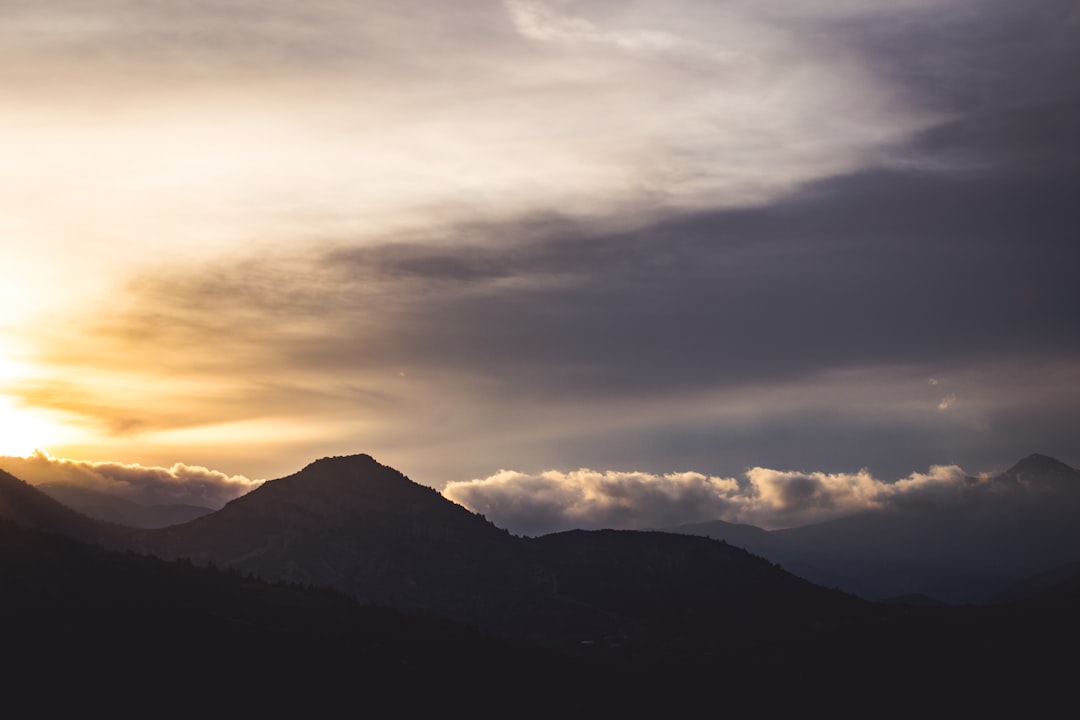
[0,344,77,458]
[0,394,71,458]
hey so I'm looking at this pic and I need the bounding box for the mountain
[10,452,1080,609]
[134,454,527,623]
[671,454,1080,603]
[527,529,873,660]
[6,512,1076,716]
[5,451,1080,713]
[37,482,213,528]
[0,468,126,546]
[994,452,1080,490]
[118,453,876,658]
[0,518,626,716]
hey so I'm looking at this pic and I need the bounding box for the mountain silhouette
[0,468,126,546]
[9,453,1080,607]
[527,529,873,658]
[4,452,1080,714]
[0,517,630,715]
[5,511,1075,717]
[118,453,872,657]
[135,454,525,620]
[994,453,1080,491]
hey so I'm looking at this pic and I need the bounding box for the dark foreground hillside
[0,520,624,716]
[6,517,1080,717]
[5,455,1080,716]
[128,455,882,659]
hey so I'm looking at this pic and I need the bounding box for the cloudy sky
[1,1,1078,529]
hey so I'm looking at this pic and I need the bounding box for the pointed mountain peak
[242,453,416,497]
[1006,454,1076,475]
[280,453,426,494]
[214,452,470,532]
[995,454,1079,491]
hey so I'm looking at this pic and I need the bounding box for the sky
[1,0,1078,531]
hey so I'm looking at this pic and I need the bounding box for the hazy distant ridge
[667,454,1080,602]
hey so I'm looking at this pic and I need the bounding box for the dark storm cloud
[831,0,1080,173]
[320,170,1077,400]
[62,149,1078,403]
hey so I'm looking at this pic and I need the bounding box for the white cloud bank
[444,464,982,534]
[0,450,262,508]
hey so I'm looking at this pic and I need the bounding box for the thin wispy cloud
[504,1,679,50]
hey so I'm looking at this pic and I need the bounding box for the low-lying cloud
[444,463,988,534]
[445,468,741,536]
[0,450,262,508]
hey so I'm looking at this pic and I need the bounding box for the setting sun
[0,347,70,458]
[0,394,63,457]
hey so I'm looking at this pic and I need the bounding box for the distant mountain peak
[1000,454,1077,482]
[990,454,1079,496]
[1008,454,1074,473]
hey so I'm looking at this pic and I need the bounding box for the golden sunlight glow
[0,394,66,457]
[0,345,74,457]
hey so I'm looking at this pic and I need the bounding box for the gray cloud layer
[443,462,1040,535]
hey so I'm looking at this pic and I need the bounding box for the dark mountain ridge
[5,451,1080,714]
[9,452,1080,609]
[0,454,876,661]
[0,468,127,546]
[6,511,1076,717]
[0,517,629,716]
[135,454,526,621]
